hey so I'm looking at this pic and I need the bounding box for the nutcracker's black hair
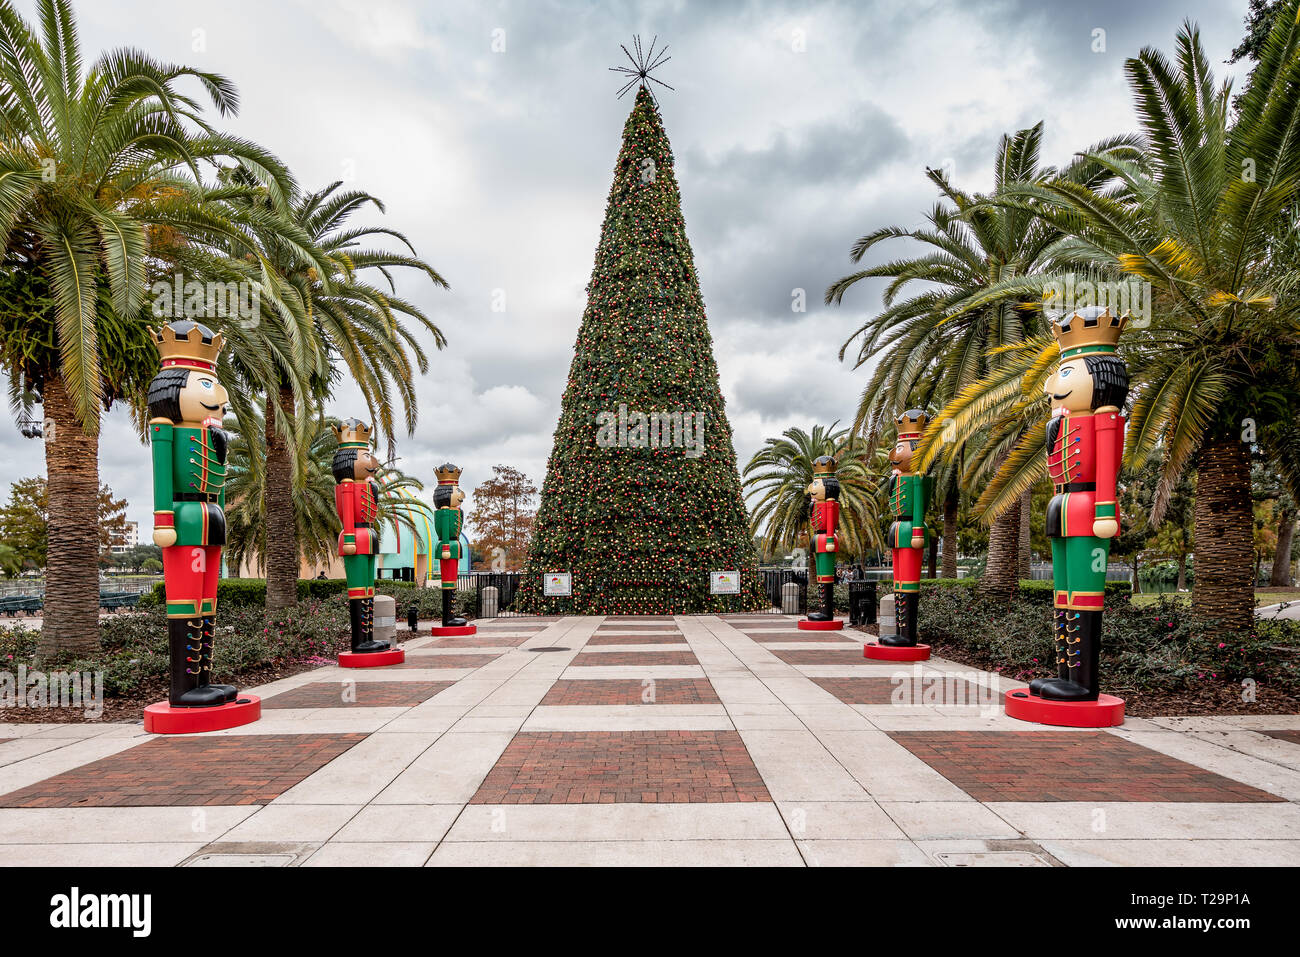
[332,447,358,483]
[433,484,456,509]
[146,367,192,423]
[1082,354,1130,410]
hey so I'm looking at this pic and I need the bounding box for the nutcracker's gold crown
[334,418,372,449]
[152,320,223,372]
[435,463,462,484]
[811,455,837,476]
[1052,308,1128,359]
[897,410,928,437]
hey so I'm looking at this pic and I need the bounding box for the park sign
[544,573,572,597]
[710,571,740,595]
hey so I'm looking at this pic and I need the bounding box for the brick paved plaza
[0,614,1297,867]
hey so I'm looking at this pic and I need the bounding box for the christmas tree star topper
[609,34,674,102]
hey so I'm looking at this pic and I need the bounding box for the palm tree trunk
[981,496,1021,600]
[1192,434,1254,630]
[1017,489,1032,579]
[264,385,299,610]
[941,483,958,579]
[927,536,937,578]
[1270,507,1296,587]
[36,376,101,658]
[1176,545,1188,591]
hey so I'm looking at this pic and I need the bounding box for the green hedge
[139,578,477,619]
[140,577,354,609]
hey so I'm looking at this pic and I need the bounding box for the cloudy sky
[1,0,1253,533]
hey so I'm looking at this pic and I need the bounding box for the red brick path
[889,731,1286,803]
[392,653,502,669]
[540,679,720,706]
[813,676,994,705]
[587,633,687,645]
[0,733,367,807]
[746,631,861,643]
[264,681,452,709]
[470,730,770,804]
[771,648,884,666]
[431,634,532,647]
[570,651,699,667]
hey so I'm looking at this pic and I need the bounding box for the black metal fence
[456,569,808,618]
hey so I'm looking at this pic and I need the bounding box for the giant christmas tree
[516,82,766,615]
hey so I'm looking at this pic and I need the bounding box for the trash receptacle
[849,581,877,625]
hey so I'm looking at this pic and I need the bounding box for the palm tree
[951,13,1300,629]
[200,176,448,608]
[0,0,294,654]
[825,125,1141,597]
[224,414,428,577]
[742,423,884,563]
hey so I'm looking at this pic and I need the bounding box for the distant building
[110,520,139,554]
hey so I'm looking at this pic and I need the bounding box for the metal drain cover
[529,646,570,652]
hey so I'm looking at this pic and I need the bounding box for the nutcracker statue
[333,419,403,666]
[432,463,475,636]
[865,409,933,660]
[1006,307,1128,727]
[142,321,260,733]
[798,455,843,630]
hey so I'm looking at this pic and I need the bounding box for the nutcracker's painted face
[352,449,380,481]
[1045,354,1129,414]
[806,476,840,502]
[1045,357,1095,413]
[889,438,918,471]
[177,372,229,427]
[148,367,228,427]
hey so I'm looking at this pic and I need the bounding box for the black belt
[175,492,219,503]
[355,521,372,528]
[1054,482,1095,493]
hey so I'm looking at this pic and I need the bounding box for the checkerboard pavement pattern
[0,613,1296,867]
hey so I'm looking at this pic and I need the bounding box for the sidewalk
[0,614,1296,867]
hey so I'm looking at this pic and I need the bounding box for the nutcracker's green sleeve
[434,508,462,560]
[912,475,927,529]
[150,421,174,513]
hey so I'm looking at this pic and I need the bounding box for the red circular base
[796,619,845,631]
[1004,688,1125,727]
[863,642,931,661]
[338,648,406,668]
[430,624,477,637]
[144,695,261,734]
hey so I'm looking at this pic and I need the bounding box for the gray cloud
[2,0,1251,528]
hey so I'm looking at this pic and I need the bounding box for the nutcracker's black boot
[168,618,226,708]
[363,595,389,651]
[1030,608,1070,696]
[350,597,387,653]
[441,589,467,628]
[880,591,917,646]
[198,615,237,701]
[1034,610,1100,701]
[806,583,832,621]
